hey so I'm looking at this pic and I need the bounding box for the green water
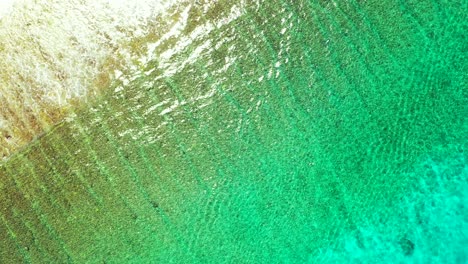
[1,0,467,263]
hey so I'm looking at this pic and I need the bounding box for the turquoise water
[0,0,467,263]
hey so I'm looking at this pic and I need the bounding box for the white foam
[0,0,15,19]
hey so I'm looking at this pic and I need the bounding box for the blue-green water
[0,0,467,263]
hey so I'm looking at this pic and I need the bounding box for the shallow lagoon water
[0,0,467,263]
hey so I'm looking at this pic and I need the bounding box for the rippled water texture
[0,0,467,263]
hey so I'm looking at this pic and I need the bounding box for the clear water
[0,0,466,263]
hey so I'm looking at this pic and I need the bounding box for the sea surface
[0,0,467,263]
